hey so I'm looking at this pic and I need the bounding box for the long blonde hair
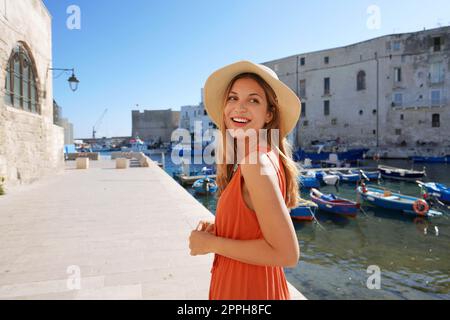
[215,73,300,209]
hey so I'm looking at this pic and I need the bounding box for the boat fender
[413,199,429,216]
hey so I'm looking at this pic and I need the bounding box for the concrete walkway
[0,158,305,300]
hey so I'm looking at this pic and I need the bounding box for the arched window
[357,70,366,91]
[4,43,40,114]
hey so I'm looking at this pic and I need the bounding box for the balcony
[391,98,449,109]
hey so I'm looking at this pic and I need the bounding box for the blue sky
[43,0,450,138]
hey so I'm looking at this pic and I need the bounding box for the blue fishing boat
[290,200,318,221]
[378,165,425,181]
[299,172,320,189]
[192,177,218,195]
[330,170,360,183]
[310,188,359,217]
[412,156,448,163]
[351,170,380,180]
[357,184,442,217]
[418,181,450,204]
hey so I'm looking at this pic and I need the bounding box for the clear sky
[42,0,450,139]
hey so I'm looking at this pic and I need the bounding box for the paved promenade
[0,158,305,300]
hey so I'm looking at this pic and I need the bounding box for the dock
[298,166,379,174]
[0,159,305,300]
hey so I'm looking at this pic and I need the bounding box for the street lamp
[49,68,80,92]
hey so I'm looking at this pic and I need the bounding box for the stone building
[131,109,180,144]
[0,0,64,187]
[263,27,450,153]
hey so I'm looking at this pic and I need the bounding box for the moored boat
[357,184,442,217]
[351,170,380,180]
[299,172,320,189]
[315,171,340,186]
[378,165,425,181]
[192,177,218,195]
[417,181,450,205]
[411,156,448,163]
[330,170,360,183]
[310,188,359,217]
[290,200,318,221]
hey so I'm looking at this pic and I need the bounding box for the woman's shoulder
[240,149,279,181]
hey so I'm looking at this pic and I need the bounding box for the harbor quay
[0,157,305,300]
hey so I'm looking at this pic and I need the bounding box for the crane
[92,108,108,139]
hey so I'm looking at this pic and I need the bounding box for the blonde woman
[189,61,301,300]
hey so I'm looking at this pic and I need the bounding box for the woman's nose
[238,102,247,110]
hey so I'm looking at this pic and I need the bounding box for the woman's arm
[190,153,300,268]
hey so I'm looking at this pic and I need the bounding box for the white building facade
[0,0,64,187]
[179,103,215,135]
[263,27,450,154]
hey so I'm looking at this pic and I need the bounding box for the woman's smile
[230,116,252,128]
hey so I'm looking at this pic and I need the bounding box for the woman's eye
[250,99,260,104]
[227,96,238,101]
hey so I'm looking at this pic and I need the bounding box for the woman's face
[223,77,273,137]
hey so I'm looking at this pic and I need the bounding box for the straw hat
[203,60,301,138]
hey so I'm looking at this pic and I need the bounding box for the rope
[309,207,326,231]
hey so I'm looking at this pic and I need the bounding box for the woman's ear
[265,106,274,124]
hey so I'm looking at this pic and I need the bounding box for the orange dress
[209,149,291,300]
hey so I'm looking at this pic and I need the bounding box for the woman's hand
[197,220,215,234]
[189,221,216,256]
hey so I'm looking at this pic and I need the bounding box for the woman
[189,60,301,300]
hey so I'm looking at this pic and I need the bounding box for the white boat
[323,174,340,186]
[315,171,340,186]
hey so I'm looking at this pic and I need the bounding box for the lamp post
[49,68,80,91]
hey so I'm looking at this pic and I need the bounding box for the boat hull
[380,172,425,181]
[310,191,359,216]
[423,183,450,204]
[290,206,315,221]
[412,156,448,163]
[299,176,320,188]
[378,166,425,181]
[331,171,360,183]
[357,186,431,216]
[352,170,380,180]
[192,178,218,195]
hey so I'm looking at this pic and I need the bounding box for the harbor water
[145,153,449,300]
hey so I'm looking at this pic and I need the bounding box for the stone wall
[131,109,180,143]
[0,0,64,188]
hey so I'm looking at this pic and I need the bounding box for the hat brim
[203,60,301,138]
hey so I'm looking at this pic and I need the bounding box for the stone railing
[66,153,100,161]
